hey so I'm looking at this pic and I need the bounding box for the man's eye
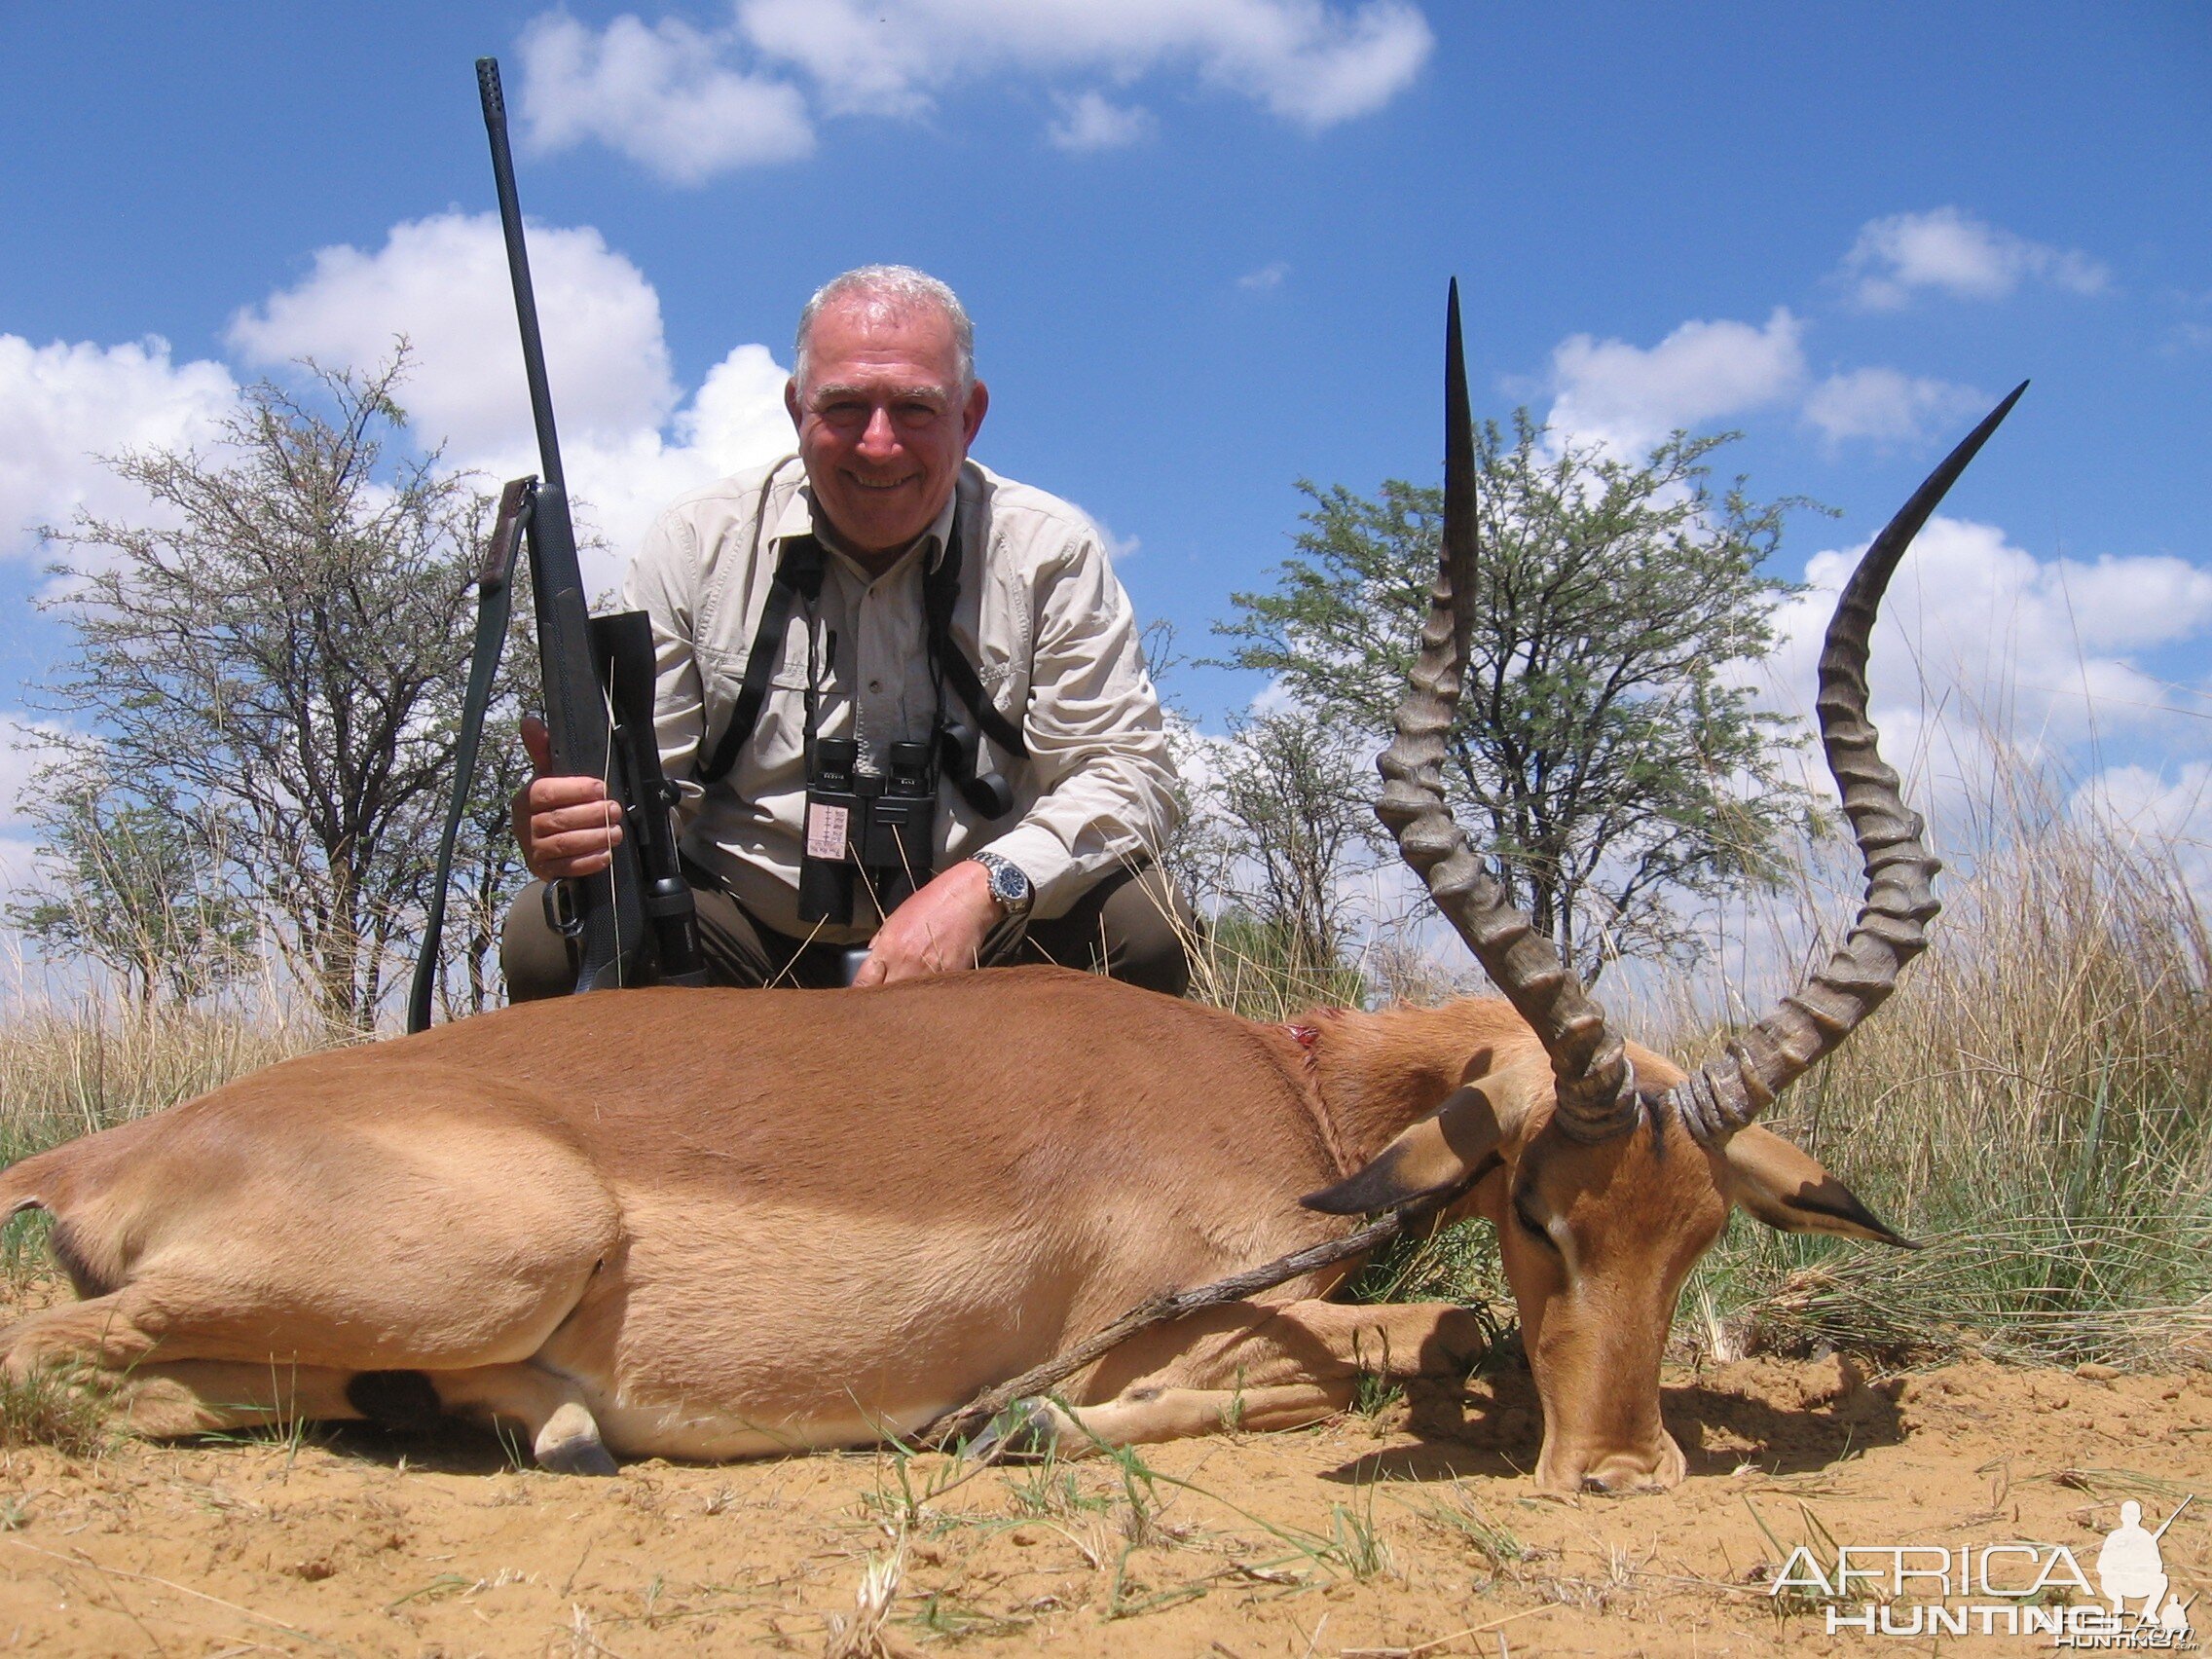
[896,402,941,423]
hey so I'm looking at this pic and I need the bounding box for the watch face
[984,856,1030,909]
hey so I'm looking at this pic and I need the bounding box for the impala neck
[1305,998,1539,1167]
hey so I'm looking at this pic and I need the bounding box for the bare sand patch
[0,1353,2204,1656]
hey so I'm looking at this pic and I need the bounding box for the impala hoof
[534,1401,617,1476]
[967,1397,1059,1464]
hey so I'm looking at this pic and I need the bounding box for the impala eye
[1512,1191,1558,1251]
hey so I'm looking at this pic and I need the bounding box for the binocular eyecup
[940,718,1015,819]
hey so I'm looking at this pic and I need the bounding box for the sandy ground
[0,1347,2205,1658]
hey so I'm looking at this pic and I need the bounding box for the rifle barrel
[476,57,566,495]
[2153,1493,2193,1540]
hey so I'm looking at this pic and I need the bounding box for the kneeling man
[506,265,1189,995]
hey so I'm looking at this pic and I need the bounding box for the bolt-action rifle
[405,56,705,1031]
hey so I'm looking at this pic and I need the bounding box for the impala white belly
[590,1394,963,1459]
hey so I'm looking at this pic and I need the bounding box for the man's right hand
[512,715,624,880]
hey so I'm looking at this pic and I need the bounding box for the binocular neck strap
[924,510,1027,761]
[697,500,1024,795]
[696,535,826,788]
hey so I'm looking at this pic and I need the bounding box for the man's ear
[785,376,803,431]
[1303,1080,1517,1215]
[1720,1126,1919,1249]
[961,378,989,445]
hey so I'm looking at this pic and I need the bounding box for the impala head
[1308,283,2024,1493]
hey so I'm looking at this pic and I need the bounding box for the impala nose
[1546,1431,1687,1495]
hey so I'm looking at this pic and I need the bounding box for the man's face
[786,298,988,558]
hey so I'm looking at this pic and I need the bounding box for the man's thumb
[520,713,554,774]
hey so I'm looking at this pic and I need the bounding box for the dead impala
[0,293,2018,1493]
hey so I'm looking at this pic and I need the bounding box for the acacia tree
[5,748,255,1008]
[1205,708,1382,977]
[1216,415,1823,982]
[36,357,493,1030]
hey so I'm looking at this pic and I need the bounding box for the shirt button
[868,680,883,693]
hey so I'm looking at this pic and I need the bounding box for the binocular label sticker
[806,802,851,862]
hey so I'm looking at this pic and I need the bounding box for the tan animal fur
[0,969,1894,1492]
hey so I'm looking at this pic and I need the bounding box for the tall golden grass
[1686,790,2211,1369]
[0,1002,335,1165]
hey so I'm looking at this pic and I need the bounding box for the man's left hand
[852,860,1002,986]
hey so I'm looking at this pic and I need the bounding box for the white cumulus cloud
[2071,761,2212,903]
[740,0,1431,126]
[1048,91,1156,152]
[1754,517,2212,774]
[227,211,680,459]
[227,211,792,584]
[518,13,815,185]
[1841,206,2109,311]
[1721,517,2212,948]
[0,336,239,559]
[1802,366,1986,447]
[518,0,1430,177]
[1546,308,1807,457]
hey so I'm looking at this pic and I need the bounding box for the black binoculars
[797,737,936,926]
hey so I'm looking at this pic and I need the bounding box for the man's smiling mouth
[848,472,916,492]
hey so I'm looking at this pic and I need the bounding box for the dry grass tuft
[0,1362,112,1459]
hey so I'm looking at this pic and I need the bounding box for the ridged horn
[1375,281,1638,1142]
[1674,382,2029,1146]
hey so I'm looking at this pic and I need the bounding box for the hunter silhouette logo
[2097,1500,2194,1638]
[1770,1494,2196,1645]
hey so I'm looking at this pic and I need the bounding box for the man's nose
[857,404,900,458]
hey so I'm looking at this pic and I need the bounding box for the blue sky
[3,2,2208,885]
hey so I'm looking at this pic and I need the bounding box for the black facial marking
[1788,1190,1922,1250]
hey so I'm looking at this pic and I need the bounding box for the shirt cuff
[973,823,1081,918]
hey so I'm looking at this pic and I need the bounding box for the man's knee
[1024,864,1193,997]
[499,876,780,1001]
[1098,866,1195,997]
[500,882,576,1003]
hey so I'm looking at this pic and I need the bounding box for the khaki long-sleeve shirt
[623,456,1180,942]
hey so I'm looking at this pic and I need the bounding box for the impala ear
[1720,1126,1919,1249]
[1302,1085,1506,1215]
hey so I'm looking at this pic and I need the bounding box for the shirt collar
[771,466,963,577]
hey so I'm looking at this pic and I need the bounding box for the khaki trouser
[500,862,1194,999]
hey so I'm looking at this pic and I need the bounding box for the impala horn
[1375,281,1639,1142]
[1671,381,2028,1146]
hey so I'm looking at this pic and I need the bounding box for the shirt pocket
[722,640,818,802]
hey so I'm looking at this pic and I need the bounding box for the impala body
[0,969,1891,1492]
[0,293,2015,1493]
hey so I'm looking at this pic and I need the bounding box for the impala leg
[0,1287,168,1380]
[987,1298,1487,1456]
[1082,1297,1488,1397]
[111,1360,364,1439]
[1037,1380,1357,1451]
[106,1354,616,1473]
[419,1363,618,1475]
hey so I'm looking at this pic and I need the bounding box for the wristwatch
[970,849,1034,921]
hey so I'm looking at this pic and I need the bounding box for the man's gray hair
[793,265,976,394]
